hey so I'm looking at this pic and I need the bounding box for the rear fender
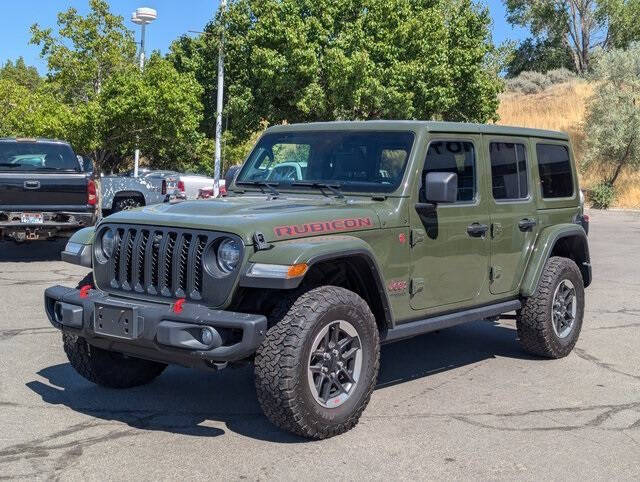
[521,224,591,297]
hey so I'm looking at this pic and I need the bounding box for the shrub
[518,71,552,88]
[582,45,640,189]
[505,71,551,94]
[590,181,616,209]
[506,77,542,94]
[546,68,576,84]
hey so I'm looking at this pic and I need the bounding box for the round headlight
[217,238,241,273]
[101,229,115,259]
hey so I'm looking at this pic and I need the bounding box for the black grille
[98,225,226,302]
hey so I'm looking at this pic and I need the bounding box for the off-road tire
[517,256,584,358]
[63,335,167,388]
[254,286,380,439]
[112,196,143,213]
[62,273,167,388]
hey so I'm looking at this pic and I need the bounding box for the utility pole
[132,7,157,178]
[214,0,227,197]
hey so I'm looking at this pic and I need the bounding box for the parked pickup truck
[0,138,96,242]
[99,169,176,213]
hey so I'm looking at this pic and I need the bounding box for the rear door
[484,136,538,294]
[409,134,491,310]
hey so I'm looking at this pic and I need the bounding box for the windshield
[0,141,79,172]
[236,130,414,193]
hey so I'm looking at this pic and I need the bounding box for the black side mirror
[424,172,458,203]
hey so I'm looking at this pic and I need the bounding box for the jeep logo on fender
[274,217,373,238]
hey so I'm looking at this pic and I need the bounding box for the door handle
[467,222,488,238]
[24,180,41,190]
[518,218,537,231]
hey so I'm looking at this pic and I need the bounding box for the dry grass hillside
[496,81,640,209]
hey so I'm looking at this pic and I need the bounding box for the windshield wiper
[291,181,344,199]
[236,180,281,197]
[0,163,19,167]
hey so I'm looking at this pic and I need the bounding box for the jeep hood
[105,195,382,245]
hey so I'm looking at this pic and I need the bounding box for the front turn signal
[286,263,308,278]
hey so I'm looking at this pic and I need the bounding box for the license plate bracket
[94,302,140,340]
[21,213,44,224]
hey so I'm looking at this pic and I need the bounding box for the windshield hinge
[253,231,273,251]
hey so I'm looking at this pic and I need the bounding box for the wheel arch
[521,224,591,297]
[239,237,394,332]
[303,250,393,333]
[113,191,146,205]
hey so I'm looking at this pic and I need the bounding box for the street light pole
[213,0,227,197]
[132,7,157,178]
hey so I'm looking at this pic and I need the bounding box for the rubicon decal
[274,217,373,238]
[387,280,408,294]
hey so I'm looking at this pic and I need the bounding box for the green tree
[30,0,136,104]
[28,0,205,216]
[505,37,575,77]
[504,0,608,74]
[0,57,41,90]
[582,44,640,192]
[29,1,204,173]
[0,78,71,139]
[169,0,502,142]
[599,0,640,49]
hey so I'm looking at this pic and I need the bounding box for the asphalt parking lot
[0,209,639,480]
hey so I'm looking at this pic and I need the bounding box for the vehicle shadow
[0,239,67,262]
[26,320,535,443]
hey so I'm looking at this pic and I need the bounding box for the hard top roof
[266,120,569,141]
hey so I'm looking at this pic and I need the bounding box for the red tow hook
[173,298,186,314]
[79,284,92,299]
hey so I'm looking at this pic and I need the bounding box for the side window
[489,142,528,200]
[423,141,476,202]
[536,144,573,198]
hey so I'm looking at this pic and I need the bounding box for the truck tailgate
[0,172,89,211]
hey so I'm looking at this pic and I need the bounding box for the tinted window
[490,142,528,200]
[537,144,573,198]
[237,131,414,193]
[0,141,79,172]
[422,141,476,202]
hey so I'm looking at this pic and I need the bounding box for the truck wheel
[63,335,167,388]
[254,286,380,439]
[62,272,166,388]
[517,256,584,358]
[113,197,142,213]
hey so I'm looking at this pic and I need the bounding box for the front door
[485,137,539,294]
[409,136,491,311]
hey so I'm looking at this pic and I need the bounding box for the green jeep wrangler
[45,121,591,439]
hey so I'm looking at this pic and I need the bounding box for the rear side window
[489,142,528,200]
[423,141,476,202]
[536,144,573,198]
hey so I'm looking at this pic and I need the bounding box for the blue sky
[1,1,529,74]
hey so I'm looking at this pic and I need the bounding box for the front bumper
[44,285,267,367]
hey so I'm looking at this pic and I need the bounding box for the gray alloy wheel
[307,320,363,408]
[551,279,577,338]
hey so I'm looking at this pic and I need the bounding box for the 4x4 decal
[274,217,372,237]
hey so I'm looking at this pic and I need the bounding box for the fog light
[201,327,214,345]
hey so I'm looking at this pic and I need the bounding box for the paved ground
[1,209,639,481]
